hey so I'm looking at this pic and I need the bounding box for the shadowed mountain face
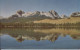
[61,15,68,18]
[0,11,80,25]
[0,10,60,22]
[70,12,80,17]
[0,28,80,42]
[12,10,60,19]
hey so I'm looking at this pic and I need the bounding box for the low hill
[0,16,52,23]
[34,17,80,24]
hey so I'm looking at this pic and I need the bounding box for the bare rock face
[16,10,25,17]
[9,14,19,18]
[49,10,60,19]
[22,10,61,19]
[61,15,68,18]
[22,12,33,17]
[22,11,41,17]
[9,10,61,19]
[70,12,80,17]
[32,11,41,16]
[9,10,25,18]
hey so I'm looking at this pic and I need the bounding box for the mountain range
[70,12,80,17]
[22,10,60,19]
[9,10,60,19]
[1,10,80,20]
[0,10,80,25]
[9,10,80,19]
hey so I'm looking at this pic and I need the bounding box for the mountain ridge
[0,10,80,24]
[9,10,61,19]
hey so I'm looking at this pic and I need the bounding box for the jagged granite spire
[49,10,60,19]
[70,12,80,17]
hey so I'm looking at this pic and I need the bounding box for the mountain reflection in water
[0,28,80,42]
[0,28,80,49]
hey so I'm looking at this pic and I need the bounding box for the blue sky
[0,0,80,18]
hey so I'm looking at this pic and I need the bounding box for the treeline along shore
[0,22,54,28]
[0,10,80,28]
[0,22,80,28]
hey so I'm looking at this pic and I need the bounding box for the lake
[0,28,80,49]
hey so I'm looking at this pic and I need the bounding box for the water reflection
[0,28,80,42]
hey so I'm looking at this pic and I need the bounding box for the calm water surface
[0,28,80,49]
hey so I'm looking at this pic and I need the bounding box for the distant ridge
[0,10,80,24]
[9,10,61,19]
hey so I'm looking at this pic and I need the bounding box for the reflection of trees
[0,28,80,42]
[70,35,80,40]
[57,22,80,27]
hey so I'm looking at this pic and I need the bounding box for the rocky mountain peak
[9,10,61,19]
[70,12,80,17]
[49,10,56,13]
[49,10,60,19]
[16,10,25,17]
[61,14,68,18]
[34,11,40,15]
[9,10,25,18]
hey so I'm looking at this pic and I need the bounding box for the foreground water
[0,28,80,49]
